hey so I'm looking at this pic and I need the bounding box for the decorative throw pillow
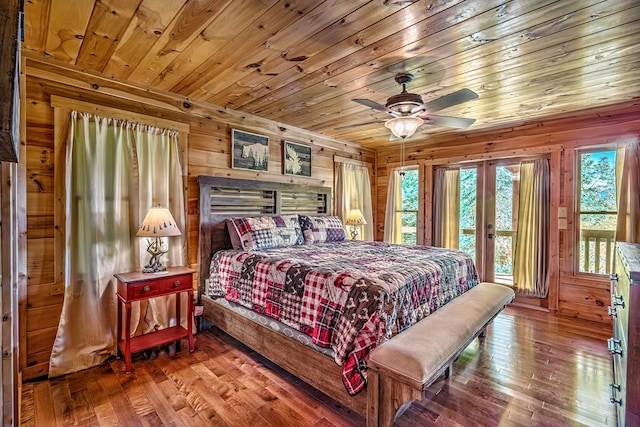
[228,215,304,251]
[226,219,244,250]
[298,215,347,244]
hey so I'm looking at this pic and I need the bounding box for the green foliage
[459,169,476,229]
[398,170,419,243]
[579,151,617,231]
[580,151,616,212]
[401,170,418,212]
[495,166,514,231]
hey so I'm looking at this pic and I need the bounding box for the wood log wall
[375,101,640,324]
[22,55,374,380]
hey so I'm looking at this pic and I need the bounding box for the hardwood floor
[20,306,616,426]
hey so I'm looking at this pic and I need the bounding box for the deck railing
[580,229,616,274]
[402,226,615,275]
[457,228,616,275]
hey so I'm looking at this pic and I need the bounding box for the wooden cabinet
[115,267,195,373]
[610,243,640,426]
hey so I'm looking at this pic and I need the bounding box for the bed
[197,176,479,418]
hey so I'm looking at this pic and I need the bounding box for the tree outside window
[459,168,477,263]
[399,169,418,244]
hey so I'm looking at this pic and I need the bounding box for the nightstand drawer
[162,274,192,292]
[127,281,163,299]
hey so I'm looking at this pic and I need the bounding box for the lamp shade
[384,116,423,139]
[345,209,367,226]
[136,206,182,237]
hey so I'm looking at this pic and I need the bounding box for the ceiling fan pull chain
[400,142,406,176]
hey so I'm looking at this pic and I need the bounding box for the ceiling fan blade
[423,114,476,128]
[352,98,389,112]
[423,88,478,112]
[334,120,384,130]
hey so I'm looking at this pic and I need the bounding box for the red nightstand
[115,266,195,373]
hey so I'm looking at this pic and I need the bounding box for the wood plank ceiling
[22,0,640,149]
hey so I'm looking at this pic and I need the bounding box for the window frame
[397,166,420,244]
[574,146,618,277]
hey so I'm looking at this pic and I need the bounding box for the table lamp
[137,205,181,273]
[345,209,367,240]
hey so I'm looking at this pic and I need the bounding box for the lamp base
[141,262,167,273]
[349,226,359,240]
[142,237,169,273]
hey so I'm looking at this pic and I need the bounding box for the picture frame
[231,129,269,171]
[283,141,312,177]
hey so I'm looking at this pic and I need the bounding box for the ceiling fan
[336,73,478,139]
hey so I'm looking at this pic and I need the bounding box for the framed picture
[283,141,312,177]
[231,129,269,171]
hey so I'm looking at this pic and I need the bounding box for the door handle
[487,223,494,239]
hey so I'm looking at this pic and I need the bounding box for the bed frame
[197,176,514,426]
[196,176,368,415]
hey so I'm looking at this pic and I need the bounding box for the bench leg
[479,324,489,338]
[367,369,422,427]
[444,361,453,379]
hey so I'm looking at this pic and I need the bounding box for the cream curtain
[513,159,550,297]
[49,111,186,377]
[383,168,403,243]
[433,168,460,249]
[615,140,640,243]
[335,162,373,240]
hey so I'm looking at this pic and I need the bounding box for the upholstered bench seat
[366,282,515,427]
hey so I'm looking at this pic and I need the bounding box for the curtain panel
[615,140,640,244]
[383,168,404,244]
[433,168,460,249]
[49,111,186,377]
[513,159,550,297]
[335,162,373,240]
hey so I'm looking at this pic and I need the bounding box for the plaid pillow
[298,215,347,244]
[229,215,304,251]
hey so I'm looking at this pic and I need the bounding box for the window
[399,169,418,244]
[577,149,617,274]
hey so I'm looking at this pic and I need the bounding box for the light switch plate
[558,207,567,218]
[558,218,567,229]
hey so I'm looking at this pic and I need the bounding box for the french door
[456,160,523,284]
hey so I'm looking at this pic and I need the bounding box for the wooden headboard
[197,176,332,298]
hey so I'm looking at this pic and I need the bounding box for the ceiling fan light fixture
[385,116,423,139]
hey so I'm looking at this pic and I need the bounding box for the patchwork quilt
[208,240,478,395]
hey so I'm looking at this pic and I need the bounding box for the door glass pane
[459,168,477,262]
[494,165,519,284]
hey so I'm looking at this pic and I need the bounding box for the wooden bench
[366,282,515,426]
